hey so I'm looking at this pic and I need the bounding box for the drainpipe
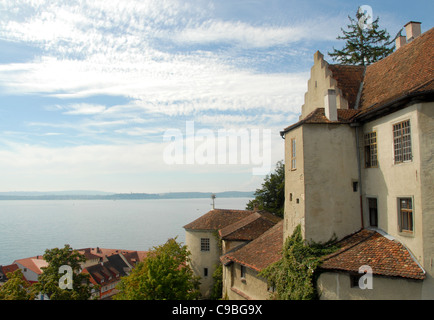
[353,66,366,230]
[355,125,364,229]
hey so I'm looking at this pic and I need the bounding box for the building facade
[184,208,281,299]
[281,22,434,299]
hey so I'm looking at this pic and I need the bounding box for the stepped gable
[282,27,434,136]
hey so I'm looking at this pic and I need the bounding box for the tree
[31,244,93,300]
[259,225,338,300]
[0,269,34,300]
[209,263,223,300]
[246,160,285,218]
[113,238,201,300]
[328,8,394,66]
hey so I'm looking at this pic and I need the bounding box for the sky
[0,0,432,194]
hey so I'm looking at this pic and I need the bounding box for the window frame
[367,197,378,227]
[200,238,210,252]
[393,120,412,164]
[398,197,414,234]
[240,265,246,280]
[290,138,296,170]
[364,131,378,168]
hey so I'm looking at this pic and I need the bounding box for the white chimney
[396,35,407,49]
[324,89,337,121]
[404,21,421,42]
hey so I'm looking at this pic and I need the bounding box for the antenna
[211,194,216,209]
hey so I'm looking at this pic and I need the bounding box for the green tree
[246,160,285,218]
[259,225,338,300]
[113,238,201,300]
[328,8,394,66]
[31,244,93,300]
[209,263,223,300]
[0,269,34,300]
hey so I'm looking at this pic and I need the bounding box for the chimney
[404,21,421,42]
[324,89,337,121]
[396,35,406,49]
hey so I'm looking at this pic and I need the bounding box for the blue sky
[0,0,432,194]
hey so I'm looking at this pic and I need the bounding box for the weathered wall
[303,124,361,243]
[317,272,423,300]
[185,229,220,298]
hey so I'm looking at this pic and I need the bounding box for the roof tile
[221,221,283,272]
[320,229,426,280]
[183,209,254,231]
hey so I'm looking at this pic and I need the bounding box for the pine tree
[246,160,285,218]
[328,9,394,66]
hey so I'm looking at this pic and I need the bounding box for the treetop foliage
[328,9,394,66]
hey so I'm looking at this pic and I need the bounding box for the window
[291,138,296,170]
[364,131,378,167]
[240,265,246,279]
[393,120,412,163]
[204,268,208,277]
[352,181,359,192]
[200,238,210,251]
[398,198,413,233]
[350,273,362,288]
[368,198,378,227]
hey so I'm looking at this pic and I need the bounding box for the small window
[364,132,378,167]
[393,120,412,164]
[350,273,362,288]
[200,238,210,252]
[204,268,208,277]
[398,198,413,233]
[240,265,246,279]
[368,198,378,227]
[352,181,358,192]
[291,138,296,170]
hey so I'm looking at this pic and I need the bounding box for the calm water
[0,198,251,265]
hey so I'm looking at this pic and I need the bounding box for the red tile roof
[328,64,365,109]
[359,27,434,111]
[78,247,148,263]
[320,229,425,280]
[221,221,283,272]
[14,256,48,275]
[219,211,281,241]
[282,108,359,133]
[0,264,19,277]
[183,209,254,231]
[281,27,434,136]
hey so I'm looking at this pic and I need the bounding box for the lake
[0,197,252,265]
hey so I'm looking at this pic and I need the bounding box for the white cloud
[0,0,311,117]
[61,103,107,115]
[0,0,311,192]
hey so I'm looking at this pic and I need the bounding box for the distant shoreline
[0,191,254,201]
